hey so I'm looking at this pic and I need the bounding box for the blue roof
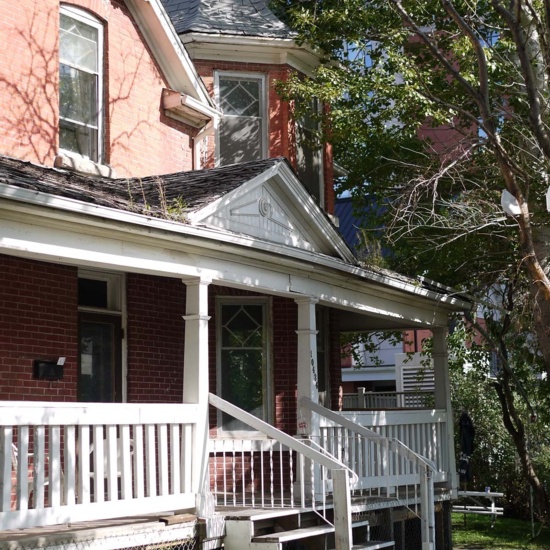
[335,197,367,252]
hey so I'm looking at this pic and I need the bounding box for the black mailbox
[33,359,64,381]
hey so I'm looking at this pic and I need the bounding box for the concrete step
[252,524,334,543]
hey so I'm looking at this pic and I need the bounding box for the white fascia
[180,33,322,76]
[0,182,469,314]
[124,0,213,107]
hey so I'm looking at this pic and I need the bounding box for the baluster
[158,424,169,496]
[145,424,156,498]
[120,424,132,499]
[251,441,255,508]
[78,426,91,504]
[299,453,305,508]
[289,446,294,507]
[64,426,76,506]
[232,439,236,507]
[170,424,180,495]
[260,440,265,508]
[33,426,45,508]
[16,426,29,511]
[92,425,104,503]
[269,440,274,507]
[0,428,13,512]
[134,425,145,498]
[49,426,61,507]
[105,425,118,501]
[279,442,283,507]
[241,440,245,506]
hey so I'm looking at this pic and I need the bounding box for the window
[216,72,267,166]
[217,298,271,432]
[59,6,103,162]
[295,98,324,205]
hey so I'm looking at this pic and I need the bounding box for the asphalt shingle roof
[161,0,296,39]
[0,156,288,220]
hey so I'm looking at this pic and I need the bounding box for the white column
[182,277,211,498]
[432,326,458,494]
[295,297,319,437]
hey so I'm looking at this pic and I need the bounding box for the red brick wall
[0,255,78,401]
[0,0,195,176]
[126,273,186,403]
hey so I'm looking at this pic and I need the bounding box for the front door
[78,313,122,402]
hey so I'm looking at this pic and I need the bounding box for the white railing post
[183,276,211,502]
[419,464,435,550]
[433,327,457,496]
[357,387,366,409]
[333,469,352,550]
[295,297,320,436]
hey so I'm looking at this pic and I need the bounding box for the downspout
[193,118,217,170]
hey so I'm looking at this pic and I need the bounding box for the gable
[188,162,355,262]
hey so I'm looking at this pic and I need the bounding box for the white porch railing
[301,398,436,550]
[0,402,198,530]
[209,393,355,550]
[340,409,450,484]
[342,389,435,410]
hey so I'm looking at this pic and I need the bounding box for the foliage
[273,0,550,520]
[452,513,550,549]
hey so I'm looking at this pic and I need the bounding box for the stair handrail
[301,396,436,550]
[209,393,354,550]
[300,396,436,472]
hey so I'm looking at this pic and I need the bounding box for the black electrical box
[33,360,64,381]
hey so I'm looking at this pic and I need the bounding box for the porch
[0,391,453,549]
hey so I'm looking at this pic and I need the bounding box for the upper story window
[296,98,324,206]
[59,6,103,163]
[215,72,267,166]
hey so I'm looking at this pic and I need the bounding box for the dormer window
[215,72,267,166]
[59,6,103,163]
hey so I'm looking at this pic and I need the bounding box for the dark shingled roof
[161,0,296,39]
[0,155,287,221]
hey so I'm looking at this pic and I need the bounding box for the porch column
[182,277,211,497]
[432,326,458,494]
[295,297,319,437]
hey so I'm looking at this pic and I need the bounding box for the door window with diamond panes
[216,73,266,166]
[217,299,271,432]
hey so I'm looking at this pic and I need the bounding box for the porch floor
[0,512,197,549]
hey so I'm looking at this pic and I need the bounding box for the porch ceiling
[332,308,435,332]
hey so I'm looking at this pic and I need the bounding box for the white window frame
[216,296,272,436]
[214,71,268,166]
[59,5,104,163]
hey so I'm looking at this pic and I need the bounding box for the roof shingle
[0,155,288,221]
[161,0,296,39]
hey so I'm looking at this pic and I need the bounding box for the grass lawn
[452,513,550,549]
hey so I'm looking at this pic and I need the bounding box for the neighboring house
[0,1,469,549]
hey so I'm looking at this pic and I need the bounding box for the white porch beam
[182,277,211,496]
[432,327,458,495]
[295,297,319,437]
[0,210,460,328]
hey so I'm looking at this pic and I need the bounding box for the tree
[273,0,550,521]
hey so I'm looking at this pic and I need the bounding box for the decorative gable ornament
[188,160,355,262]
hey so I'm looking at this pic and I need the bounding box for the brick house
[0,1,469,548]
